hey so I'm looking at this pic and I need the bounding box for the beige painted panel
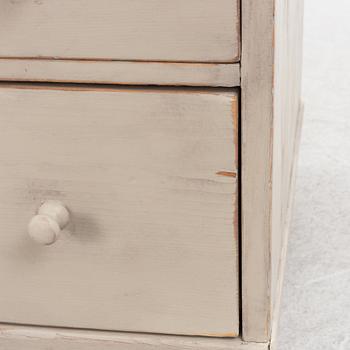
[241,0,274,342]
[0,325,269,350]
[0,59,240,87]
[0,0,240,63]
[0,85,239,336]
[241,0,303,342]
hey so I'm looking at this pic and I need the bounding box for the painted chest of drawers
[0,1,303,349]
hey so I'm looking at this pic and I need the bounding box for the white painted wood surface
[241,0,304,343]
[0,59,240,87]
[0,325,269,350]
[241,0,275,342]
[0,84,239,336]
[0,0,240,63]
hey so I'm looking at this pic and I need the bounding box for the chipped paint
[216,171,237,178]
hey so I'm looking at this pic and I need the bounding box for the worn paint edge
[216,171,237,178]
[241,0,275,342]
[0,324,269,350]
[0,59,240,87]
[0,82,240,96]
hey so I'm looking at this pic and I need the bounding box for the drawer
[0,85,239,337]
[0,0,240,63]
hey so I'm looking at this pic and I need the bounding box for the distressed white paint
[241,0,304,342]
[0,0,306,346]
[0,59,240,87]
[0,0,240,63]
[0,84,239,336]
[241,0,275,342]
[0,325,269,350]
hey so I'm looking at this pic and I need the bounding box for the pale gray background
[277,0,350,349]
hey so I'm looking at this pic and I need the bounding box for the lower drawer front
[0,85,239,337]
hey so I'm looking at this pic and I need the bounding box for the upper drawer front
[0,0,240,63]
[0,85,239,337]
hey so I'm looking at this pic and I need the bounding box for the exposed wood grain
[0,85,239,336]
[0,324,269,350]
[216,171,237,178]
[0,59,240,87]
[0,0,240,63]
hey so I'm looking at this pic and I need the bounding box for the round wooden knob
[28,200,70,245]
